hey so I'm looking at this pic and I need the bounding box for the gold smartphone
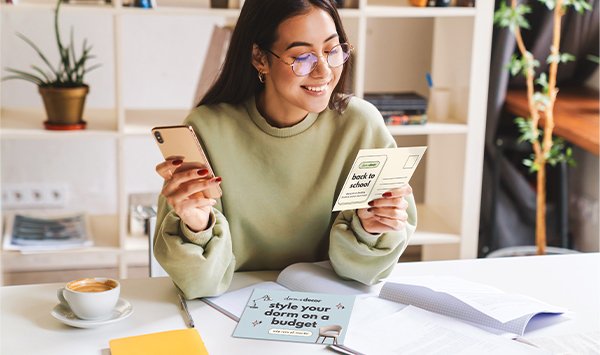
[151,125,222,199]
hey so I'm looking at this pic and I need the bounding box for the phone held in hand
[152,125,222,199]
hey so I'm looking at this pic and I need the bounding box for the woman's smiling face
[259,6,343,126]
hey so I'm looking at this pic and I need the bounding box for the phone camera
[154,131,164,144]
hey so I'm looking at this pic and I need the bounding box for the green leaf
[15,32,60,79]
[533,91,551,111]
[538,0,556,10]
[545,137,577,167]
[535,73,549,93]
[1,75,43,85]
[560,53,576,63]
[514,117,539,143]
[564,0,593,13]
[587,54,600,64]
[547,52,576,64]
[506,55,524,76]
[3,68,45,85]
[494,2,531,31]
[31,65,52,83]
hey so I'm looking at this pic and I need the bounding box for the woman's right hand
[156,158,222,232]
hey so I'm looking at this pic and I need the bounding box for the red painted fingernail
[214,177,222,182]
[172,159,183,165]
[368,201,374,206]
[197,168,209,176]
[383,192,392,198]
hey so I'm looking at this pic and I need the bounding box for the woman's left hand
[357,185,412,234]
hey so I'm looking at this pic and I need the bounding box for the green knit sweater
[154,96,417,299]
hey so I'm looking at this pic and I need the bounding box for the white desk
[2,253,598,355]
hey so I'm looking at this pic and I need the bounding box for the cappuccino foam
[67,279,117,293]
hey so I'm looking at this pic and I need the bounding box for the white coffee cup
[57,277,120,320]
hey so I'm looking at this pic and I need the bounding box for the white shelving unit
[0,0,493,279]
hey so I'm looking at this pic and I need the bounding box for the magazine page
[202,282,286,321]
[337,306,548,355]
[275,262,378,296]
[202,261,378,320]
[379,276,567,335]
[233,288,356,345]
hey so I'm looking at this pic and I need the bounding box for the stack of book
[364,92,428,126]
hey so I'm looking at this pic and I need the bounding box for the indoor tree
[494,0,592,255]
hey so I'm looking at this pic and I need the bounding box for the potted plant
[2,0,100,130]
[493,0,592,255]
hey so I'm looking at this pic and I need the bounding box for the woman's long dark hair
[198,0,352,113]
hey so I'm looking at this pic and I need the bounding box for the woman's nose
[311,55,331,77]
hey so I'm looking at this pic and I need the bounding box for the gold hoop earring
[258,71,265,84]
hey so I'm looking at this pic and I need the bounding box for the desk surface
[504,87,599,155]
[2,253,599,355]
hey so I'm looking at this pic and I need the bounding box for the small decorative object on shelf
[1,0,100,131]
[128,192,158,237]
[133,0,153,8]
[210,0,228,8]
[409,0,428,7]
[456,0,475,6]
[63,0,112,5]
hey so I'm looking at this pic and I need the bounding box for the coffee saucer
[51,298,133,329]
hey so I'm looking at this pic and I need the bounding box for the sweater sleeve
[153,195,236,299]
[328,192,417,285]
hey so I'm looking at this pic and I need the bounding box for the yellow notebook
[109,328,208,355]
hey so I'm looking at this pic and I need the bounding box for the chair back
[319,324,342,335]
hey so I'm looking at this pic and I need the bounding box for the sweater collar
[245,96,319,138]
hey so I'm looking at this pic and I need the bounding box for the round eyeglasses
[266,43,353,77]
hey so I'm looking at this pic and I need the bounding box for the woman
[154,0,416,299]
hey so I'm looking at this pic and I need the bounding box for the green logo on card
[359,161,380,169]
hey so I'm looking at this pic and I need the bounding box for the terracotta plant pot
[409,0,428,6]
[38,85,89,130]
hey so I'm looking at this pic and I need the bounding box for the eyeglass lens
[292,43,351,76]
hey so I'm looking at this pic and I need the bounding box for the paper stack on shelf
[2,212,93,252]
[364,92,428,126]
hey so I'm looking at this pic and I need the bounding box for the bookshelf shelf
[2,248,121,272]
[0,108,119,138]
[1,0,493,281]
[118,6,240,17]
[365,5,476,18]
[386,122,468,136]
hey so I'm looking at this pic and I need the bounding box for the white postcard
[332,146,427,212]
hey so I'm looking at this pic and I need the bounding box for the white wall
[120,14,223,108]
[1,138,118,213]
[1,9,116,108]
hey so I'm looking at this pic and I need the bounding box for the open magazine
[203,262,565,337]
[202,262,374,321]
